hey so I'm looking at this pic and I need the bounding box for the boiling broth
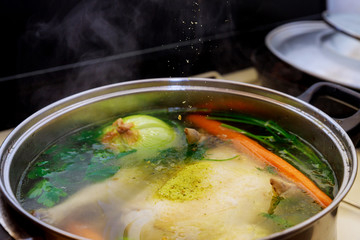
[17,110,337,240]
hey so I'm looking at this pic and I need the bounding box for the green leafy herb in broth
[23,126,120,208]
[84,149,136,182]
[27,179,67,208]
[144,143,208,166]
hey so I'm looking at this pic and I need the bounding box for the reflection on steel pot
[0,78,358,240]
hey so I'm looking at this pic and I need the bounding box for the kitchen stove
[0,68,359,239]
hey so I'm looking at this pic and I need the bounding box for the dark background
[0,0,326,129]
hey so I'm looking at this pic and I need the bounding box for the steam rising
[32,0,141,62]
[18,0,237,106]
[24,0,235,66]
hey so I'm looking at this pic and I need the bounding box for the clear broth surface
[17,110,337,240]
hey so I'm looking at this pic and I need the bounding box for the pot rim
[0,78,357,239]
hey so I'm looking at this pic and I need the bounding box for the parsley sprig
[25,127,132,208]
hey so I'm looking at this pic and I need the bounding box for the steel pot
[0,78,358,240]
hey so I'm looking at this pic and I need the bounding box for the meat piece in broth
[34,145,277,240]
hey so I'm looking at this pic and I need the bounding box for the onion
[101,115,178,154]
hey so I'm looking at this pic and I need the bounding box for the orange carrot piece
[66,222,104,240]
[186,114,332,208]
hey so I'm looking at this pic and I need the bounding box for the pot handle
[298,82,360,132]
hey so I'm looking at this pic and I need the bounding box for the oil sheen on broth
[17,111,337,240]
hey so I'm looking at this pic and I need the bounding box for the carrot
[66,222,104,240]
[186,114,332,208]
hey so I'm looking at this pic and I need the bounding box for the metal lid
[266,21,360,90]
[323,11,360,40]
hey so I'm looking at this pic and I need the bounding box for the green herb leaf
[145,147,187,165]
[27,179,67,207]
[71,128,103,144]
[116,149,137,158]
[205,155,239,162]
[90,149,117,163]
[27,180,46,198]
[85,165,121,182]
[256,165,277,175]
[144,142,208,166]
[261,213,293,229]
[84,149,136,182]
[268,191,284,215]
[27,162,51,179]
[186,143,207,160]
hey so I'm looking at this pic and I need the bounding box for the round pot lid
[265,20,360,90]
[323,11,360,40]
